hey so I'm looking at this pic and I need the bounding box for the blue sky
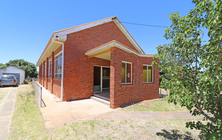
[0,0,196,70]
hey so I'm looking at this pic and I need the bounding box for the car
[0,75,17,87]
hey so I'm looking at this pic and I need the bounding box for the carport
[0,66,25,84]
[2,73,20,85]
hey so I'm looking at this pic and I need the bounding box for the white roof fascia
[54,18,113,37]
[113,20,144,54]
[53,17,145,55]
[85,42,153,57]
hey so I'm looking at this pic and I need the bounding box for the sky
[0,0,196,71]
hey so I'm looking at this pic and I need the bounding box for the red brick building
[36,16,159,109]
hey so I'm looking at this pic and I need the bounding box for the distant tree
[0,63,7,69]
[6,59,38,78]
[152,0,222,139]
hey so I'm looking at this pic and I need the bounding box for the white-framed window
[122,61,132,84]
[143,65,153,83]
[45,62,47,77]
[54,52,62,78]
[48,59,51,77]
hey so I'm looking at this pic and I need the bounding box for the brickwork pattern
[110,47,159,108]
[38,21,159,108]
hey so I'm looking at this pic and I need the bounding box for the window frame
[54,51,62,79]
[48,59,52,78]
[45,62,47,77]
[143,65,154,83]
[122,61,132,84]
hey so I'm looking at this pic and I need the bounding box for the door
[93,66,110,92]
[3,73,20,84]
[102,67,110,91]
[93,66,101,92]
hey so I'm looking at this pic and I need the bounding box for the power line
[121,21,169,28]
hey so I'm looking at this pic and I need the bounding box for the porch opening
[93,66,110,101]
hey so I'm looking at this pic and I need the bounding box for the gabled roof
[0,66,25,72]
[36,16,145,66]
[85,40,153,60]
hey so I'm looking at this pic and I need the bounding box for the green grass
[123,97,188,112]
[9,84,201,139]
[9,84,47,140]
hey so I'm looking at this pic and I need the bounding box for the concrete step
[94,93,110,101]
[90,96,110,105]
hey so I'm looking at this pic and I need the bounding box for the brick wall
[63,21,136,101]
[38,21,159,108]
[110,47,159,108]
[47,78,52,92]
[53,79,61,98]
[39,46,62,97]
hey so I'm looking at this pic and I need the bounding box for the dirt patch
[137,101,155,107]
[0,88,11,109]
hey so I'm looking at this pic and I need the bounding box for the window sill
[53,78,61,81]
[143,82,154,85]
[121,83,133,87]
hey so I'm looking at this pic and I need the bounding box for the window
[122,61,132,84]
[48,60,51,77]
[143,65,153,83]
[42,65,44,77]
[45,62,47,77]
[54,52,62,78]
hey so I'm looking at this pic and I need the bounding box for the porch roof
[85,40,154,60]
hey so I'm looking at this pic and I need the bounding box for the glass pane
[127,63,131,83]
[143,66,147,82]
[57,59,60,73]
[148,66,152,82]
[94,67,101,86]
[59,57,62,71]
[122,63,126,83]
[55,60,57,74]
[102,67,110,88]
[103,67,110,77]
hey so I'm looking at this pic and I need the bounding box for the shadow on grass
[156,129,204,140]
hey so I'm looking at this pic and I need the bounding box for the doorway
[93,66,110,92]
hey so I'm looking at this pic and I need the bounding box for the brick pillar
[110,47,116,109]
[46,58,48,89]
[51,52,54,94]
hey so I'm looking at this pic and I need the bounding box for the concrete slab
[0,87,17,140]
[40,87,203,130]
[40,87,114,129]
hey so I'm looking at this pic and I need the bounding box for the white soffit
[85,41,153,58]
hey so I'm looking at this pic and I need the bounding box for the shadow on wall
[156,129,204,140]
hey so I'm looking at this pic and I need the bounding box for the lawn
[123,97,188,112]
[0,88,11,109]
[9,84,202,139]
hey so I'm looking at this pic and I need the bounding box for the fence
[32,79,43,108]
[159,88,170,96]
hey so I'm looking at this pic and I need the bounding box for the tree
[0,63,7,69]
[152,0,222,139]
[5,59,38,78]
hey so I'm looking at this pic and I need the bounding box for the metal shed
[0,66,25,84]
